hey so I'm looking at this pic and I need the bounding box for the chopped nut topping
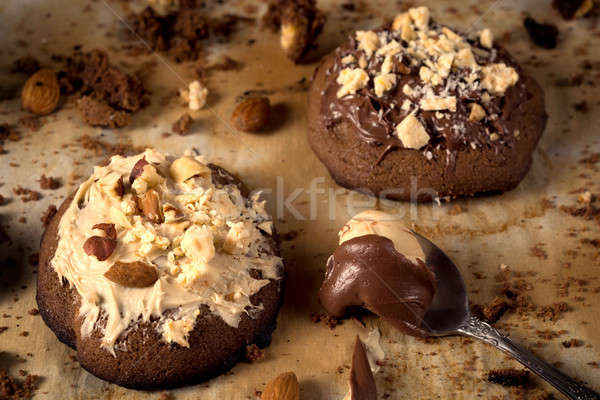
[480,29,494,49]
[395,115,430,149]
[408,6,430,30]
[336,68,369,98]
[481,63,519,95]
[420,95,457,112]
[469,103,486,121]
[180,80,208,111]
[355,30,380,58]
[374,73,397,97]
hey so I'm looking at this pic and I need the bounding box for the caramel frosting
[51,149,282,353]
[319,210,436,337]
[321,6,528,166]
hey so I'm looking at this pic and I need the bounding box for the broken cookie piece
[263,0,326,63]
[524,17,559,49]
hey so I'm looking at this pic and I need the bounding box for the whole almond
[139,189,164,223]
[21,69,60,115]
[104,261,158,288]
[261,372,299,400]
[231,97,270,133]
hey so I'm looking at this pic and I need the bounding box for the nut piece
[83,236,117,261]
[92,223,117,240]
[104,261,158,288]
[231,97,271,133]
[139,189,164,223]
[180,80,208,111]
[395,115,430,150]
[169,156,211,183]
[261,372,300,400]
[129,158,149,184]
[21,69,60,115]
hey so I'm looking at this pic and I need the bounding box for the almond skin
[261,372,300,400]
[231,97,271,132]
[21,69,60,115]
[104,261,158,288]
[83,236,117,261]
[139,189,164,223]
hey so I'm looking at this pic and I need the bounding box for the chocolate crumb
[27,309,39,316]
[524,17,558,49]
[245,344,265,362]
[0,369,40,400]
[537,302,569,321]
[39,175,61,190]
[574,101,589,114]
[561,338,583,348]
[11,56,40,75]
[487,368,530,387]
[12,186,41,202]
[171,113,193,135]
[0,327,7,335]
[482,297,509,324]
[311,312,341,329]
[530,245,548,260]
[17,116,42,133]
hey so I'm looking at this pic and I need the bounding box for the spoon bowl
[408,230,600,400]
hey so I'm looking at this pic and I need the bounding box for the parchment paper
[1,0,599,398]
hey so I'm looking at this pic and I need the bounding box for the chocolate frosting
[349,336,377,400]
[319,234,436,337]
[320,21,532,167]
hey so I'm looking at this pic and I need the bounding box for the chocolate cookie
[37,150,285,390]
[307,7,547,201]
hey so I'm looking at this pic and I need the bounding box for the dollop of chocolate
[349,336,377,400]
[319,234,436,337]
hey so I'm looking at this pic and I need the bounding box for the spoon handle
[458,316,600,400]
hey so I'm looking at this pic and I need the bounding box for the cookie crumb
[171,113,193,135]
[482,296,509,324]
[245,344,265,363]
[552,0,595,19]
[487,368,529,387]
[524,17,558,49]
[12,186,41,202]
[0,369,40,400]
[310,312,341,329]
[561,338,583,348]
[39,175,61,190]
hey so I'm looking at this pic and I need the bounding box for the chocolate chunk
[524,17,558,49]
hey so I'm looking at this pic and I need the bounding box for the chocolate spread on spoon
[319,234,436,337]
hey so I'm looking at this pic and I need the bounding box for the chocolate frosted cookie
[308,7,547,201]
[37,149,284,389]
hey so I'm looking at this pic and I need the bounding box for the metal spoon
[409,230,600,400]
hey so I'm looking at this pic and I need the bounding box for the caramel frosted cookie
[308,7,547,201]
[37,149,284,389]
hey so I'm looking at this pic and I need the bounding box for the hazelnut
[169,157,211,183]
[231,97,271,133]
